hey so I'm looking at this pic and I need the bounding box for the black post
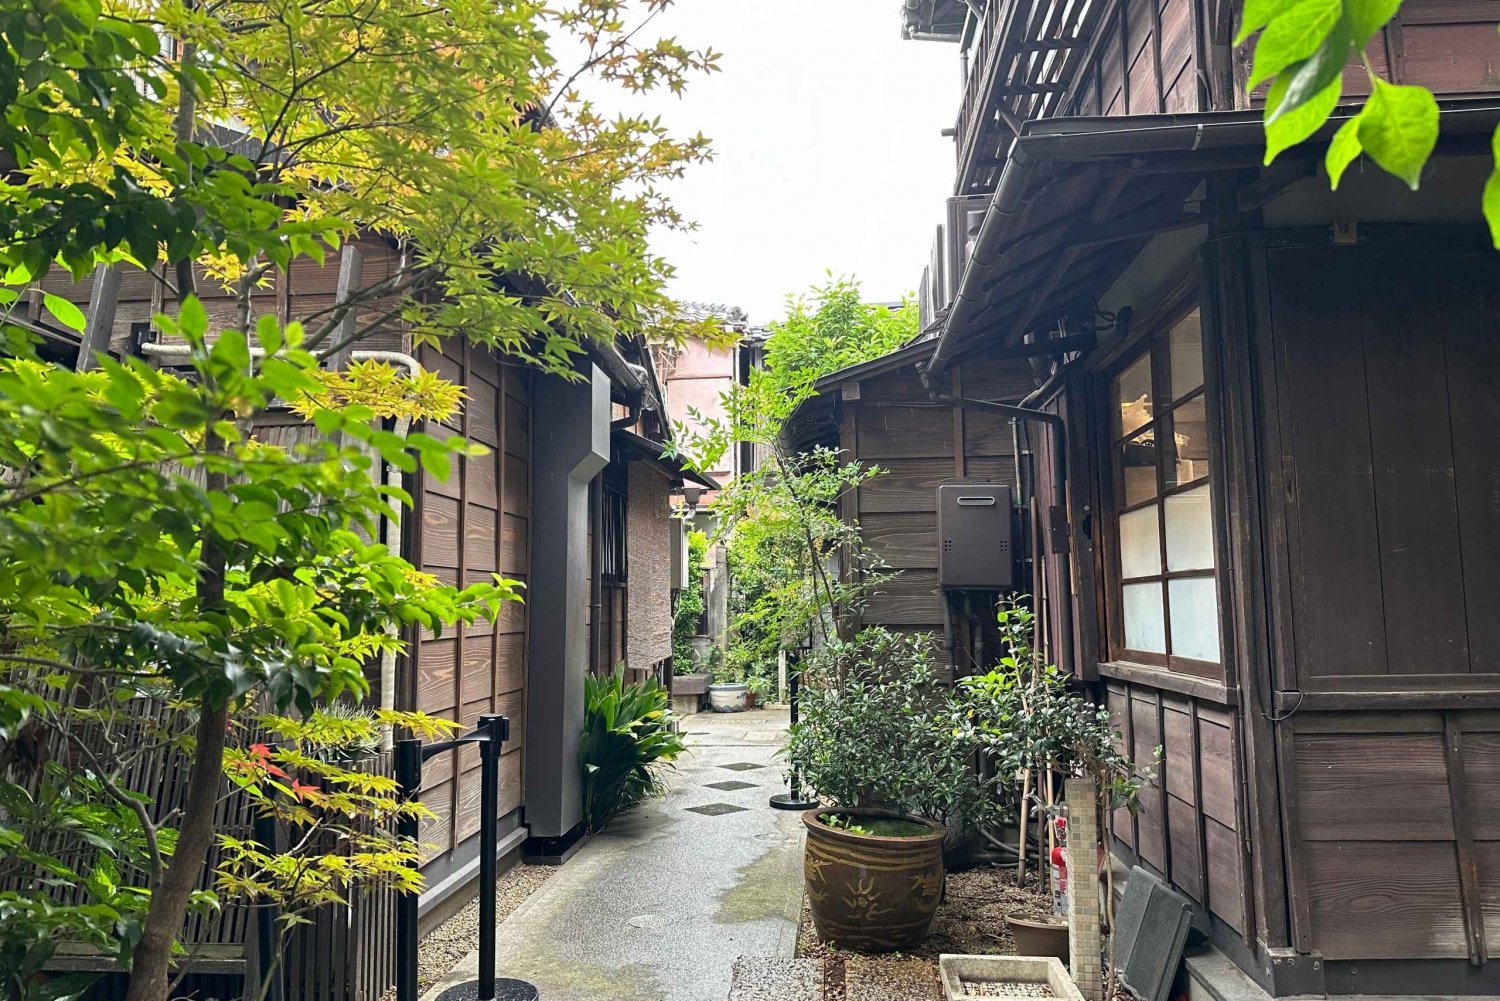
[475,714,508,1001]
[253,812,286,1001]
[395,738,423,1001]
[770,647,818,811]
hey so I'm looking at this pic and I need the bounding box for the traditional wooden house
[791,1,1500,995]
[28,242,702,992]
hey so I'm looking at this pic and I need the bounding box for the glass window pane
[1117,429,1159,506]
[1124,582,1167,654]
[1169,577,1221,662]
[1114,353,1153,438]
[1120,504,1162,579]
[1167,309,1204,400]
[1165,484,1215,571]
[1162,395,1209,488]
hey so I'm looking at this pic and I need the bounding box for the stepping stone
[721,762,765,771]
[706,780,757,791]
[844,955,941,1001]
[727,957,824,1001]
[686,802,748,817]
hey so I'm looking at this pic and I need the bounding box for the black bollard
[395,738,423,1001]
[475,714,508,1001]
[769,652,818,811]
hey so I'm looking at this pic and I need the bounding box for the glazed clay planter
[802,808,946,952]
[708,682,747,712]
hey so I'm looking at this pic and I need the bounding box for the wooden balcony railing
[953,0,1114,194]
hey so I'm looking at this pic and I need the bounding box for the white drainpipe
[139,342,423,746]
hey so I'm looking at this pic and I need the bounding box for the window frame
[1097,298,1224,682]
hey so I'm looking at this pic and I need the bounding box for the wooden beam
[1236,155,1318,213]
[76,263,122,371]
[1444,712,1488,966]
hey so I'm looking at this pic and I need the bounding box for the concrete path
[425,707,806,1001]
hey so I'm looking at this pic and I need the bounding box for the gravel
[728,957,825,1001]
[795,864,1053,1001]
[384,862,555,1001]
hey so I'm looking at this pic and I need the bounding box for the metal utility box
[937,483,1014,589]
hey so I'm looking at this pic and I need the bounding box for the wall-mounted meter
[937,483,1014,590]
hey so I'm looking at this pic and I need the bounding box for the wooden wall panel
[1263,243,1500,690]
[415,345,531,863]
[1302,841,1468,959]
[843,357,1033,667]
[1293,732,1453,841]
[1105,678,1244,932]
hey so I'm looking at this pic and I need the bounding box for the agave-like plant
[579,667,687,832]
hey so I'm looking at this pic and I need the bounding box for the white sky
[596,3,963,324]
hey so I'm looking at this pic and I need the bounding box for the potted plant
[744,672,771,709]
[705,648,746,712]
[786,627,1010,952]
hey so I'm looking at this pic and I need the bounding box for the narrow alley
[423,710,810,1001]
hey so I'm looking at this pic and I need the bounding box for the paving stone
[706,779,757,791]
[721,761,766,771]
[728,956,824,1001]
[686,802,749,817]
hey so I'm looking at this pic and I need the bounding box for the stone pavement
[424,707,808,1001]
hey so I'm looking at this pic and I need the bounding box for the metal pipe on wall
[924,388,1076,679]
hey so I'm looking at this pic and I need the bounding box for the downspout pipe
[925,386,1075,678]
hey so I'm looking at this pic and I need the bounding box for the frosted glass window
[1115,354,1153,437]
[1168,310,1204,399]
[1119,505,1162,579]
[1169,577,1221,662]
[1165,485,1214,571]
[1123,583,1167,654]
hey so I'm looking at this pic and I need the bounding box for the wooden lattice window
[1107,306,1221,677]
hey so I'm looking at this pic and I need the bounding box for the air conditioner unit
[918,265,933,333]
[944,194,989,303]
[926,223,948,321]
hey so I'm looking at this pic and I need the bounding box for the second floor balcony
[951,0,1500,196]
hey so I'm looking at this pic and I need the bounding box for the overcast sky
[602,3,963,324]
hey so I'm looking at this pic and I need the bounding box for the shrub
[784,627,1008,834]
[579,668,687,832]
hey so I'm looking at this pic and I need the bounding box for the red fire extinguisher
[1051,818,1068,916]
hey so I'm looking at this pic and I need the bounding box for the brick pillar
[1066,776,1103,1001]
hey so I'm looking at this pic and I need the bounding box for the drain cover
[706,780,756,791]
[686,802,748,817]
[720,762,765,771]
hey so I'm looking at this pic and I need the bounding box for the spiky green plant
[579,668,687,832]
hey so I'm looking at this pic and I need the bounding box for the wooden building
[790,1,1500,995]
[28,242,701,990]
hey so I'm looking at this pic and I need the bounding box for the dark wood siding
[415,341,531,861]
[839,357,1033,674]
[1250,234,1500,965]
[1107,681,1247,934]
[1259,239,1500,693]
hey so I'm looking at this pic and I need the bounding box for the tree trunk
[122,698,229,1001]
[126,437,229,1001]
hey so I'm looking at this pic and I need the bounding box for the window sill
[1098,660,1237,706]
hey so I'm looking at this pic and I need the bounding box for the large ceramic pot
[708,682,747,712]
[802,808,946,952]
